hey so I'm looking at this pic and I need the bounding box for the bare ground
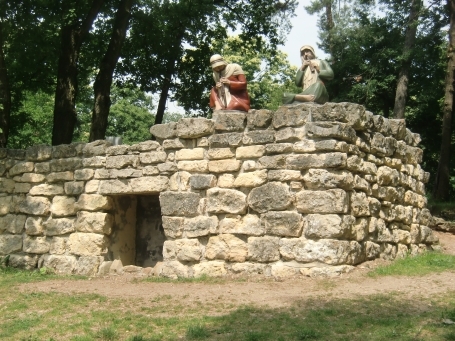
[19,231,455,311]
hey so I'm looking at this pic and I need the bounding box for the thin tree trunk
[52,0,105,146]
[89,0,134,142]
[0,22,11,148]
[393,0,422,119]
[433,0,455,201]
[325,0,335,62]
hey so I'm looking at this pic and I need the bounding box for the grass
[369,251,455,277]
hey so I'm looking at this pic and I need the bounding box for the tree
[0,21,11,148]
[433,0,455,201]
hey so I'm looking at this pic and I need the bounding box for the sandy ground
[19,231,455,310]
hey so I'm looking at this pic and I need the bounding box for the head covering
[210,54,228,69]
[300,45,316,56]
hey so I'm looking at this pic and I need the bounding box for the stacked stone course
[0,103,438,278]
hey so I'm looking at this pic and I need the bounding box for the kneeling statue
[283,45,334,105]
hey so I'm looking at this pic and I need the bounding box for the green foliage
[186,324,210,339]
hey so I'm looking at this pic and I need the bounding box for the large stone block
[51,196,77,217]
[247,182,292,213]
[1,214,26,234]
[236,145,265,159]
[219,214,263,235]
[51,144,78,159]
[40,255,77,274]
[9,162,34,176]
[75,194,112,211]
[177,118,215,138]
[29,184,64,196]
[25,216,44,235]
[82,140,110,157]
[257,155,286,169]
[207,148,235,160]
[272,105,309,128]
[0,178,15,193]
[23,236,50,254]
[265,143,293,155]
[43,217,75,236]
[0,234,23,254]
[189,174,216,190]
[75,256,104,276]
[247,109,273,128]
[129,140,161,152]
[75,211,113,235]
[208,160,240,173]
[286,153,347,170]
[162,216,184,239]
[140,151,167,164]
[233,170,267,187]
[243,130,275,145]
[8,254,39,270]
[310,102,372,130]
[207,188,247,214]
[68,233,108,256]
[213,111,246,131]
[0,196,12,216]
[305,122,357,143]
[350,192,370,217]
[150,122,177,139]
[26,145,53,162]
[177,160,209,173]
[302,169,354,190]
[206,234,248,262]
[262,211,303,237]
[18,196,51,215]
[157,260,189,279]
[208,133,243,148]
[175,148,205,161]
[172,239,203,262]
[183,216,218,238]
[64,181,85,195]
[371,133,396,156]
[160,191,200,217]
[47,171,74,183]
[295,189,348,214]
[106,155,140,169]
[267,170,302,182]
[303,214,354,239]
[49,237,68,255]
[98,179,130,194]
[49,158,83,172]
[193,261,227,277]
[247,236,280,262]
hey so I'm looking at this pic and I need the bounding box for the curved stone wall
[0,103,438,278]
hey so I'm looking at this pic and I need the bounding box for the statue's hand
[216,82,222,88]
[220,77,231,85]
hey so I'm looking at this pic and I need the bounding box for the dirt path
[19,231,455,310]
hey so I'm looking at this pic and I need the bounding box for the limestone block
[26,145,53,162]
[375,219,393,243]
[94,169,110,179]
[205,234,248,262]
[40,255,77,274]
[68,232,108,256]
[418,208,432,226]
[372,115,392,136]
[371,133,396,156]
[380,243,397,260]
[371,185,402,203]
[105,155,140,169]
[7,254,39,270]
[162,216,184,239]
[158,260,189,279]
[129,140,161,152]
[247,236,280,262]
[286,153,347,170]
[29,184,64,196]
[140,151,167,164]
[377,166,400,186]
[49,237,67,255]
[75,194,112,212]
[405,146,423,165]
[49,158,83,172]
[82,156,105,168]
[189,174,216,190]
[275,127,305,142]
[51,144,77,159]
[14,183,31,193]
[178,160,209,173]
[365,241,380,259]
[262,211,303,237]
[25,217,44,235]
[268,170,302,182]
[219,214,263,236]
[106,145,129,155]
[183,216,218,238]
[257,155,286,169]
[293,139,339,153]
[213,111,246,131]
[310,102,372,130]
[305,122,357,143]
[393,230,411,244]
[300,265,355,278]
[75,211,113,235]
[20,173,46,183]
[97,261,112,275]
[352,217,368,241]
[404,190,427,208]
[230,262,267,275]
[248,182,292,213]
[50,196,76,217]
[243,130,275,145]
[207,148,235,160]
[0,178,15,193]
[350,191,370,217]
[207,188,247,214]
[169,171,191,191]
[247,109,273,128]
[64,181,85,195]
[177,118,215,138]
[394,205,413,224]
[0,234,22,254]
[9,161,34,176]
[81,140,110,157]
[0,196,12,216]
[85,180,100,193]
[1,214,26,234]
[353,175,370,193]
[265,143,293,155]
[208,160,240,173]
[175,239,203,262]
[43,217,75,236]
[163,138,187,150]
[302,169,354,190]
[18,196,51,215]
[131,176,169,194]
[109,169,142,179]
[160,191,200,216]
[295,189,348,214]
[175,148,204,161]
[271,263,299,278]
[75,256,103,276]
[142,166,159,176]
[193,261,227,277]
[217,174,235,188]
[233,170,267,187]
[150,122,177,139]
[236,145,265,159]
[384,157,402,170]
[272,105,309,128]
[420,225,438,243]
[304,214,353,239]
[208,132,243,148]
[23,236,50,254]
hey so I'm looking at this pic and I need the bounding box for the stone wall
[0,103,438,278]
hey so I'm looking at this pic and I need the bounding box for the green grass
[369,251,455,277]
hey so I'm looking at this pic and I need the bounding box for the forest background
[0,0,453,200]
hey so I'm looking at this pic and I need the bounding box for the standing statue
[282,45,334,105]
[209,54,250,112]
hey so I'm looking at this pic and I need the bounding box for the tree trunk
[325,0,335,61]
[89,0,134,142]
[393,0,422,119]
[52,0,105,146]
[433,0,455,201]
[0,22,11,148]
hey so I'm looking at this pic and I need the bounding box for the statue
[209,54,250,112]
[282,45,334,105]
